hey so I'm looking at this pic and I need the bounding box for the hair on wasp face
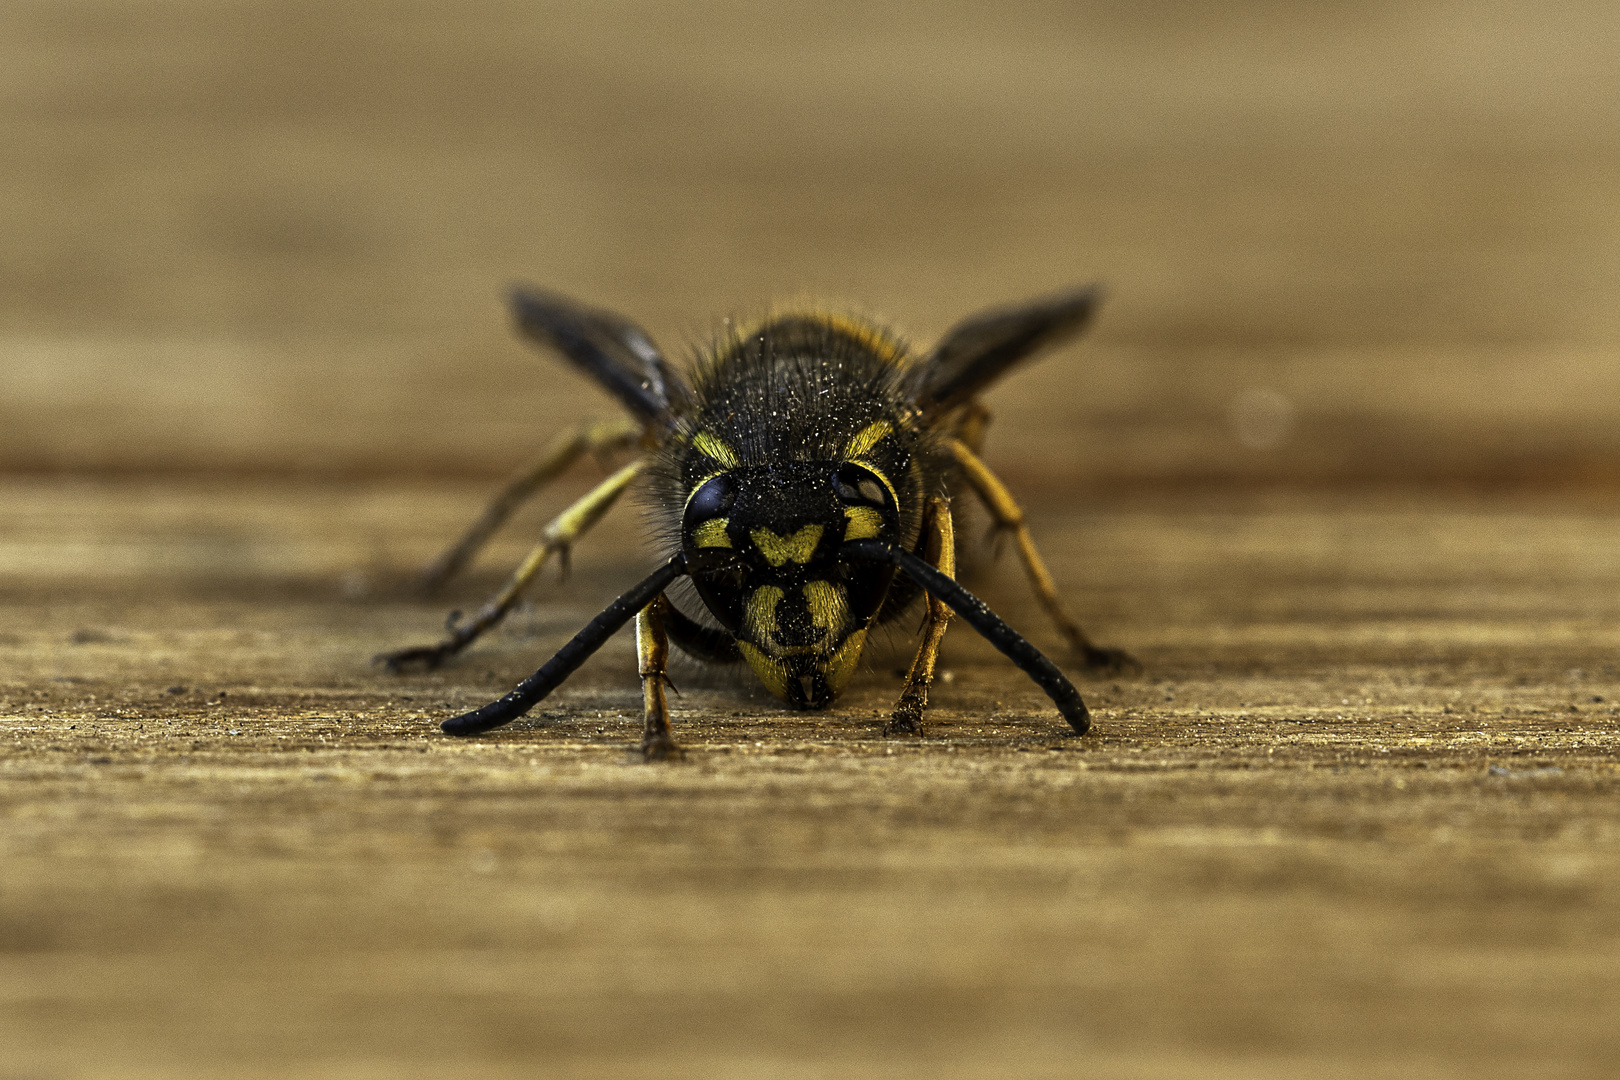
[381,285,1138,759]
[642,315,941,711]
[678,452,905,708]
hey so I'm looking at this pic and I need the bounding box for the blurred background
[2,0,1618,489]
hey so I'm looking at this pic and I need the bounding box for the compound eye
[684,473,737,526]
[832,464,889,509]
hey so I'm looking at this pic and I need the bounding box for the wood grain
[4,2,1619,1075]
[4,479,1619,1077]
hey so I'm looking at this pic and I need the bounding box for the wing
[909,286,1102,413]
[509,286,689,427]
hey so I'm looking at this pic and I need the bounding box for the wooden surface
[5,479,1620,1078]
[4,2,1620,1076]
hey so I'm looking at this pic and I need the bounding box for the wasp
[380,286,1136,758]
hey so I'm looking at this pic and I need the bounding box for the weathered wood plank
[3,479,1617,1076]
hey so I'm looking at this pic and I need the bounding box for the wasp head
[681,459,900,707]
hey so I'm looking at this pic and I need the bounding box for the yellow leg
[951,401,993,455]
[636,595,683,761]
[886,496,956,735]
[946,437,1138,673]
[380,458,646,671]
[416,418,642,594]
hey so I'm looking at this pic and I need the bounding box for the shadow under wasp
[379,286,1137,758]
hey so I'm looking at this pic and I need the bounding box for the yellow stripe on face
[737,641,793,701]
[817,628,867,697]
[692,431,739,468]
[802,580,847,633]
[842,420,893,459]
[692,518,732,548]
[745,585,783,639]
[842,506,885,541]
[750,524,824,567]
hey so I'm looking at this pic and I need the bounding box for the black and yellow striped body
[650,315,942,708]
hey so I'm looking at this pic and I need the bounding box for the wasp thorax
[680,459,901,709]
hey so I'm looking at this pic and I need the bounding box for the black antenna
[442,554,688,736]
[842,540,1091,734]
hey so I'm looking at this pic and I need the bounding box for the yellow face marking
[817,628,867,697]
[736,641,793,701]
[692,518,732,548]
[745,586,783,640]
[842,506,885,541]
[842,420,894,459]
[802,580,847,633]
[692,431,739,468]
[750,524,824,567]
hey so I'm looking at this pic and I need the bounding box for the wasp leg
[636,595,684,761]
[843,540,1090,735]
[946,438,1139,674]
[950,400,993,456]
[380,459,645,672]
[442,554,688,736]
[415,418,642,595]
[886,495,956,736]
